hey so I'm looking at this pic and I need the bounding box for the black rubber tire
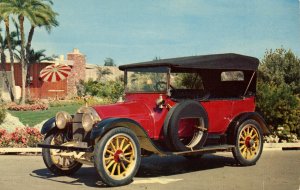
[94,127,141,187]
[232,119,264,166]
[42,132,82,176]
[165,100,208,152]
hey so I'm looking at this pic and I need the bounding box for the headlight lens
[81,107,101,132]
[55,111,72,129]
[82,113,95,132]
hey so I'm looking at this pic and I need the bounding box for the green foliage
[257,83,299,131]
[82,79,124,102]
[104,58,116,66]
[96,66,112,81]
[259,48,300,94]
[257,48,300,138]
[0,106,6,124]
[173,73,203,89]
[48,100,81,107]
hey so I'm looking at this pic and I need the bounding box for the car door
[201,99,234,134]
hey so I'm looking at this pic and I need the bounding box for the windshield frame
[124,66,170,94]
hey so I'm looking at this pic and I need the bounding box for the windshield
[126,67,169,93]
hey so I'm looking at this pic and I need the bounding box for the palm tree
[0,18,13,101]
[0,16,19,102]
[4,16,17,101]
[15,48,54,99]
[0,0,58,104]
[25,0,58,70]
[15,48,54,64]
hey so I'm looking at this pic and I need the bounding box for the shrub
[257,48,300,139]
[0,127,43,147]
[0,106,6,124]
[264,134,280,143]
[49,100,81,107]
[81,79,124,102]
[7,102,48,111]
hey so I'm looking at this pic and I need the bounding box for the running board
[38,143,234,156]
[38,143,94,152]
[170,145,235,156]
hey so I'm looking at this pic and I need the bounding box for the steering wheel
[155,81,167,91]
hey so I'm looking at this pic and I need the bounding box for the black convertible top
[119,53,259,71]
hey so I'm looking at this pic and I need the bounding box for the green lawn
[9,104,82,126]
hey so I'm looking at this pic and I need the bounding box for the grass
[8,104,82,126]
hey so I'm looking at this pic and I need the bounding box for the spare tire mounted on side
[163,100,209,152]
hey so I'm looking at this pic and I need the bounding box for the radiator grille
[72,113,89,142]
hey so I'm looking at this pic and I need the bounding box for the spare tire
[163,100,208,152]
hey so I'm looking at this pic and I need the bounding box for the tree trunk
[26,26,34,56]
[25,26,35,100]
[0,50,14,102]
[19,15,26,105]
[5,17,16,102]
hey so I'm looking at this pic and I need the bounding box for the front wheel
[94,127,141,187]
[42,130,82,175]
[232,119,263,166]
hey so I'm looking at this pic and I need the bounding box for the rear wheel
[232,119,263,166]
[42,130,82,175]
[94,127,141,187]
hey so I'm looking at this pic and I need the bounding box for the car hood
[92,101,152,120]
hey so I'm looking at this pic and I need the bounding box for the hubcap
[114,150,124,162]
[238,124,260,160]
[103,134,137,180]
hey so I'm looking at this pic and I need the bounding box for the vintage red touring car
[39,53,269,186]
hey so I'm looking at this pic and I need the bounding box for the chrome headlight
[81,107,101,132]
[55,111,72,129]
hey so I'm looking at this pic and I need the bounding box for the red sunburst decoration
[39,64,72,82]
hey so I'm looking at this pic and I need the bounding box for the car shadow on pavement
[30,153,238,188]
[30,167,109,188]
[136,153,237,177]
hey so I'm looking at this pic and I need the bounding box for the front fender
[41,117,56,135]
[91,118,165,155]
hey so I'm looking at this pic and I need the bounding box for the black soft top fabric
[119,53,259,71]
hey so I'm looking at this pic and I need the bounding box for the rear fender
[226,112,270,144]
[91,118,165,155]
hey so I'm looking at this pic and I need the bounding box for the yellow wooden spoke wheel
[103,134,136,180]
[232,119,263,166]
[94,127,141,187]
[49,134,78,170]
[238,124,260,160]
[42,131,82,175]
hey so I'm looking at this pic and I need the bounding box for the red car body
[93,93,255,139]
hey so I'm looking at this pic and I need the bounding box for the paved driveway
[0,151,299,190]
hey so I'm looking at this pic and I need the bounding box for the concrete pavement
[0,151,299,190]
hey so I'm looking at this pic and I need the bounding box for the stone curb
[0,143,299,154]
[263,143,300,150]
[0,148,42,154]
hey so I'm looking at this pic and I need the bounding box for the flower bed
[0,127,43,147]
[7,103,48,111]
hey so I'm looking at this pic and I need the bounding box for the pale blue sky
[31,0,300,65]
